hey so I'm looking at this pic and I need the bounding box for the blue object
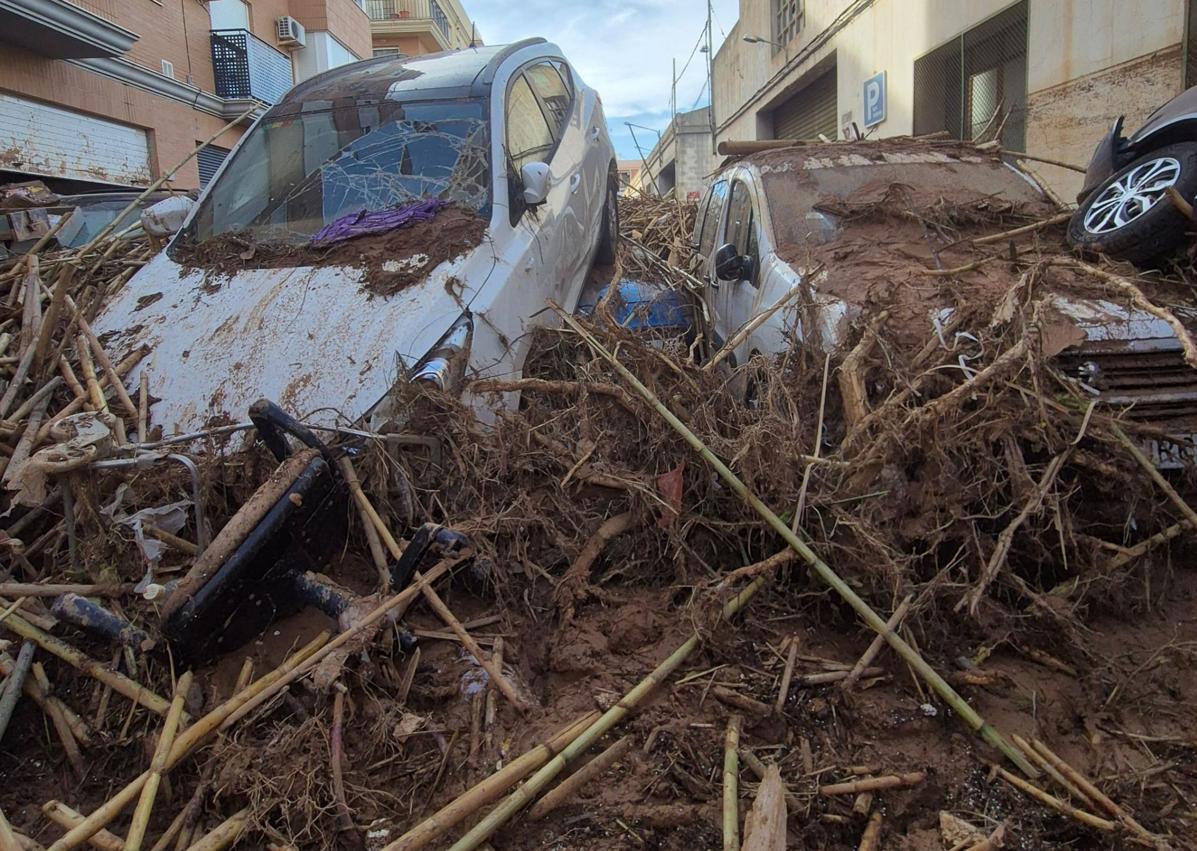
[864,72,886,127]
[578,280,693,333]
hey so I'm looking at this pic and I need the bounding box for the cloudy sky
[470,0,740,161]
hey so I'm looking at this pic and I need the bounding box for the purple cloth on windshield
[310,198,446,246]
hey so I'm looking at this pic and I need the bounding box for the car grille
[1055,348,1197,426]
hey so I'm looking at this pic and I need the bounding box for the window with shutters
[774,0,804,48]
[913,1,1027,150]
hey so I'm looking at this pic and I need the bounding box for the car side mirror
[520,162,551,206]
[714,242,746,282]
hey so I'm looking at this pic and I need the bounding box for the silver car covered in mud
[95,39,618,434]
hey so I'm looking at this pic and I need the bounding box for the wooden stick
[125,671,193,850]
[741,763,787,851]
[738,748,802,814]
[37,345,148,444]
[484,636,503,755]
[137,370,148,444]
[840,596,912,691]
[973,211,1071,245]
[0,613,170,716]
[29,662,85,778]
[382,711,599,850]
[1029,739,1155,842]
[447,578,768,851]
[147,783,205,851]
[181,809,247,851]
[992,763,1114,831]
[2,650,92,750]
[0,641,35,741]
[723,716,742,851]
[59,356,86,401]
[0,583,131,598]
[820,773,925,796]
[799,668,885,686]
[41,803,124,851]
[336,456,522,709]
[555,306,1037,776]
[330,686,355,837]
[527,735,632,821]
[0,807,21,851]
[1011,734,1091,805]
[32,267,74,374]
[775,637,799,713]
[712,686,771,716]
[45,632,329,851]
[703,277,809,373]
[857,812,883,851]
[1001,150,1086,173]
[75,335,106,414]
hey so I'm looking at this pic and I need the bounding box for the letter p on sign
[864,72,886,127]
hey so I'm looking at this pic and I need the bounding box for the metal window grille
[775,0,804,47]
[210,29,293,105]
[428,0,449,39]
[913,1,1027,150]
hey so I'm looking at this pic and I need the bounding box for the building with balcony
[365,0,479,58]
[0,0,372,191]
[711,0,1193,200]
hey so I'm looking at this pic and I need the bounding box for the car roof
[268,38,549,117]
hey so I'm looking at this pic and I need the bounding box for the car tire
[1068,142,1197,264]
[595,168,619,266]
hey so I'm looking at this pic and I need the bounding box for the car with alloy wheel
[93,39,618,434]
[1068,86,1197,263]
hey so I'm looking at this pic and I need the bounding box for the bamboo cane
[738,748,802,814]
[819,773,925,796]
[991,763,1114,831]
[383,711,598,851]
[0,583,131,598]
[45,632,328,851]
[181,809,247,851]
[1,650,92,748]
[29,662,85,778]
[0,613,170,716]
[1029,739,1156,843]
[41,803,124,851]
[146,783,205,851]
[330,686,355,837]
[553,305,1037,778]
[0,807,20,851]
[857,811,883,851]
[528,735,632,821]
[840,596,912,691]
[1011,735,1090,805]
[336,456,522,709]
[32,267,74,374]
[0,641,35,741]
[125,671,193,850]
[774,637,799,713]
[484,636,503,754]
[723,716,742,851]
[447,577,767,851]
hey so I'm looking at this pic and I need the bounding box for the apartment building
[0,0,372,191]
[364,0,479,58]
[712,0,1191,198]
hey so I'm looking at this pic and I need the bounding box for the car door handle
[569,173,582,193]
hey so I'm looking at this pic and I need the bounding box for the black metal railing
[365,0,452,41]
[210,29,293,105]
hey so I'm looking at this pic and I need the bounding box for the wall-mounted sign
[863,71,886,127]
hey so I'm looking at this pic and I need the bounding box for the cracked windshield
[174,99,490,249]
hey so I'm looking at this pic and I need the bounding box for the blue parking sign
[864,72,886,127]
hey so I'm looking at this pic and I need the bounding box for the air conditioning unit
[276,16,306,47]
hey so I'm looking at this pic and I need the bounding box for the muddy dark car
[1069,85,1197,262]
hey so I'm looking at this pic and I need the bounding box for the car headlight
[411,312,473,395]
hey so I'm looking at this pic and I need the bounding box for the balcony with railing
[365,0,464,48]
[210,29,294,105]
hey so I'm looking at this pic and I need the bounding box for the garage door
[0,94,152,186]
[773,67,838,141]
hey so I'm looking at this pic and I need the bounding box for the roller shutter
[773,68,838,141]
[197,145,231,188]
[0,94,151,186]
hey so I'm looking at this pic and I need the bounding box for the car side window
[507,74,555,171]
[526,61,572,140]
[725,179,759,286]
[698,179,728,257]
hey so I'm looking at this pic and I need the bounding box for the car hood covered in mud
[93,237,495,434]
